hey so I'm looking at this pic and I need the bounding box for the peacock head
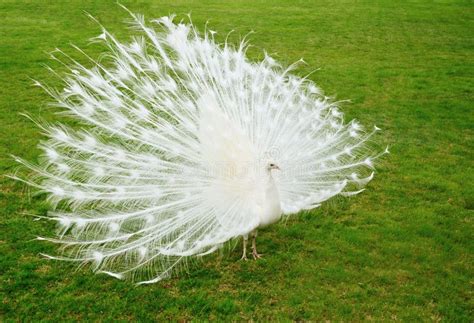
[267,162,280,171]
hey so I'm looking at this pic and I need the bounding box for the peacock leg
[241,235,248,260]
[251,230,262,259]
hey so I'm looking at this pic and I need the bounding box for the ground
[0,0,472,320]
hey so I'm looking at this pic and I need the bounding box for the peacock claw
[240,254,248,261]
[252,251,263,260]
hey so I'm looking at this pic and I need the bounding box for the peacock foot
[252,251,263,260]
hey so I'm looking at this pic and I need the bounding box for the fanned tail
[13,9,385,283]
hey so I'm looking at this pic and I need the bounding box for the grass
[0,0,472,320]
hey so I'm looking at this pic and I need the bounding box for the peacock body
[13,10,386,284]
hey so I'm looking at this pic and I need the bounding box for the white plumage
[13,10,386,284]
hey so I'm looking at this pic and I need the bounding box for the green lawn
[1,0,472,320]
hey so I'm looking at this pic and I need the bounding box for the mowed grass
[0,0,473,320]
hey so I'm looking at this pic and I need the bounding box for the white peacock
[12,9,387,284]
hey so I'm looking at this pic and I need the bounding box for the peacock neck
[257,169,282,228]
[264,170,277,194]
